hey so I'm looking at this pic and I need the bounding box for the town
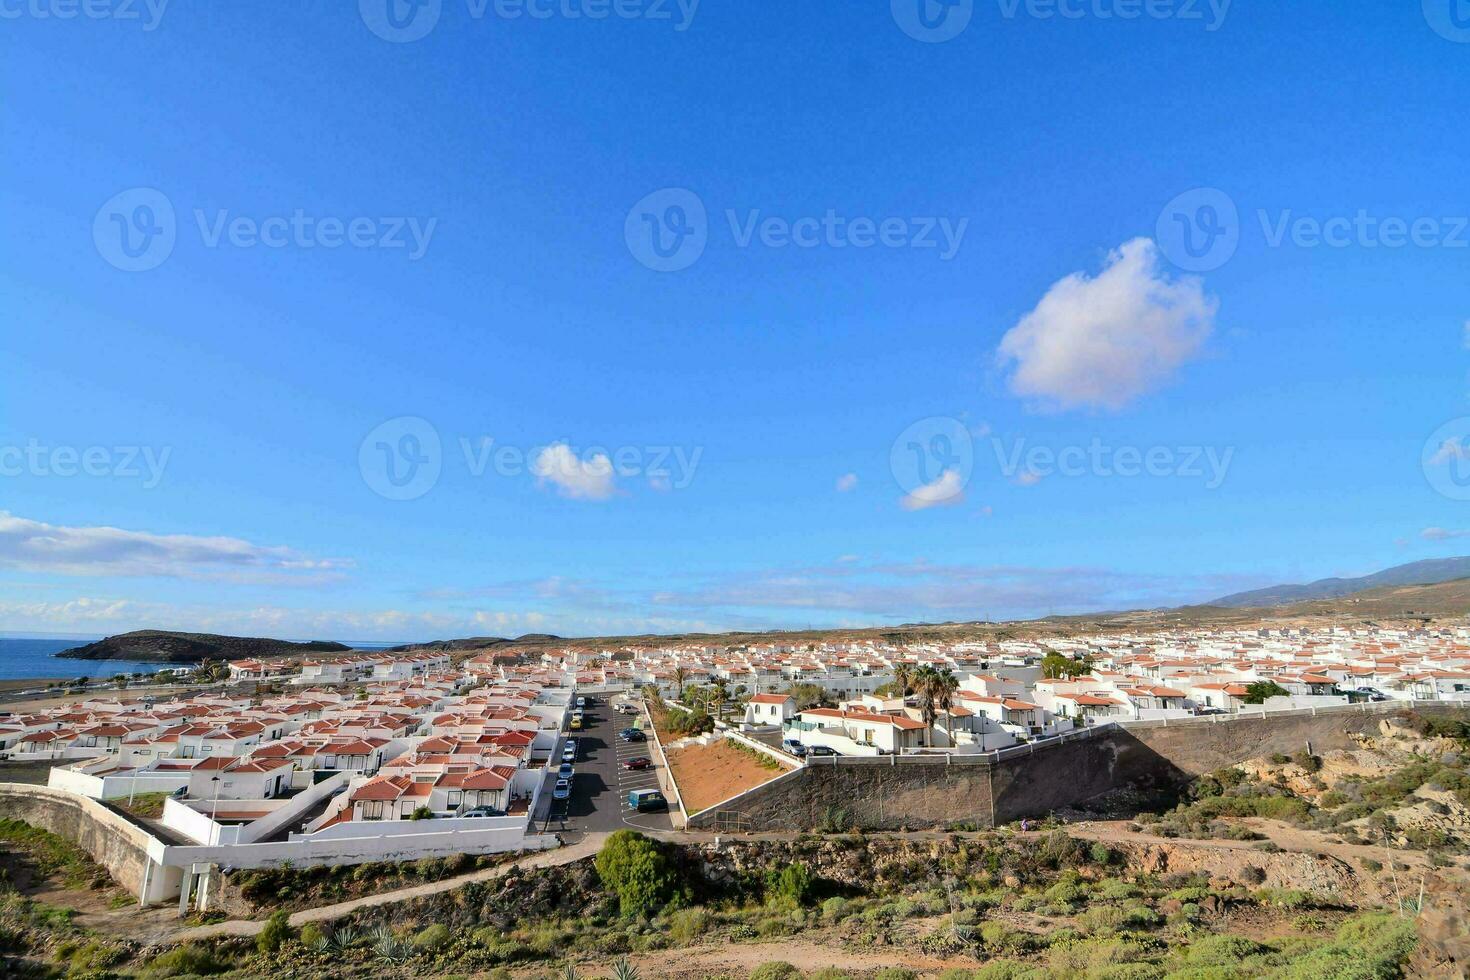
[3,624,1468,916]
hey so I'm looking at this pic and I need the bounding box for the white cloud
[0,512,348,582]
[997,238,1217,411]
[530,443,617,500]
[835,473,859,492]
[900,469,965,511]
[1421,527,1470,541]
[1014,470,1043,487]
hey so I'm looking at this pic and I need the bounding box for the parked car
[570,714,584,730]
[562,740,578,761]
[807,745,836,757]
[628,788,667,812]
[618,728,646,742]
[558,762,575,779]
[576,696,587,708]
[782,738,807,757]
[553,779,571,801]
[622,756,652,770]
[461,806,507,818]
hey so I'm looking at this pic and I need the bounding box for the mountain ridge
[1208,557,1470,608]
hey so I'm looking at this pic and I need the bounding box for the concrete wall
[0,782,180,904]
[688,702,1470,832]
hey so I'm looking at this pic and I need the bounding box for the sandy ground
[666,739,787,813]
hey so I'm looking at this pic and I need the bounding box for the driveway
[540,698,673,834]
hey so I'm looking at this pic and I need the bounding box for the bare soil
[667,739,786,814]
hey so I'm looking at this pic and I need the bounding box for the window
[362,801,385,820]
[448,791,462,806]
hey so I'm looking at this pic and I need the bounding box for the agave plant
[331,925,359,950]
[562,964,580,980]
[368,923,394,945]
[374,934,415,965]
[611,956,641,980]
[311,935,333,954]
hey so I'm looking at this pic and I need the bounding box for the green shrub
[765,862,814,906]
[1270,912,1416,979]
[972,962,1032,980]
[414,922,451,951]
[873,970,919,980]
[1079,904,1129,935]
[143,943,231,977]
[594,831,685,918]
[748,962,801,980]
[665,907,710,945]
[936,970,976,980]
[1095,878,1141,900]
[257,908,293,954]
[820,896,850,921]
[808,970,853,980]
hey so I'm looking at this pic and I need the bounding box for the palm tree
[894,663,913,699]
[913,666,940,747]
[934,668,959,747]
[672,665,688,703]
[710,680,729,721]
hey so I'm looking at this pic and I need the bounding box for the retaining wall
[0,782,180,904]
[688,701,1470,832]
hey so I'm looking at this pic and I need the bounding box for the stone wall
[688,703,1470,832]
[0,782,179,904]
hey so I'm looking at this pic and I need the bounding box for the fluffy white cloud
[835,473,859,492]
[1421,527,1470,541]
[900,469,965,510]
[997,238,1217,411]
[0,512,348,582]
[530,443,617,500]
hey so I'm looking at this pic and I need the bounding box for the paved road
[542,698,673,834]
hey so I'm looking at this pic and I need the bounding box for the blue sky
[4,1,1470,641]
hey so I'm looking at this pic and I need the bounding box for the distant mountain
[1209,558,1470,608]
[57,630,351,664]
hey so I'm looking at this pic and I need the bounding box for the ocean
[0,636,176,682]
[0,636,407,683]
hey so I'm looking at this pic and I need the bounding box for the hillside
[1210,556,1470,607]
[55,630,351,664]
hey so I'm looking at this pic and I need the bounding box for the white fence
[791,699,1451,768]
[48,765,190,800]
[168,823,558,870]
